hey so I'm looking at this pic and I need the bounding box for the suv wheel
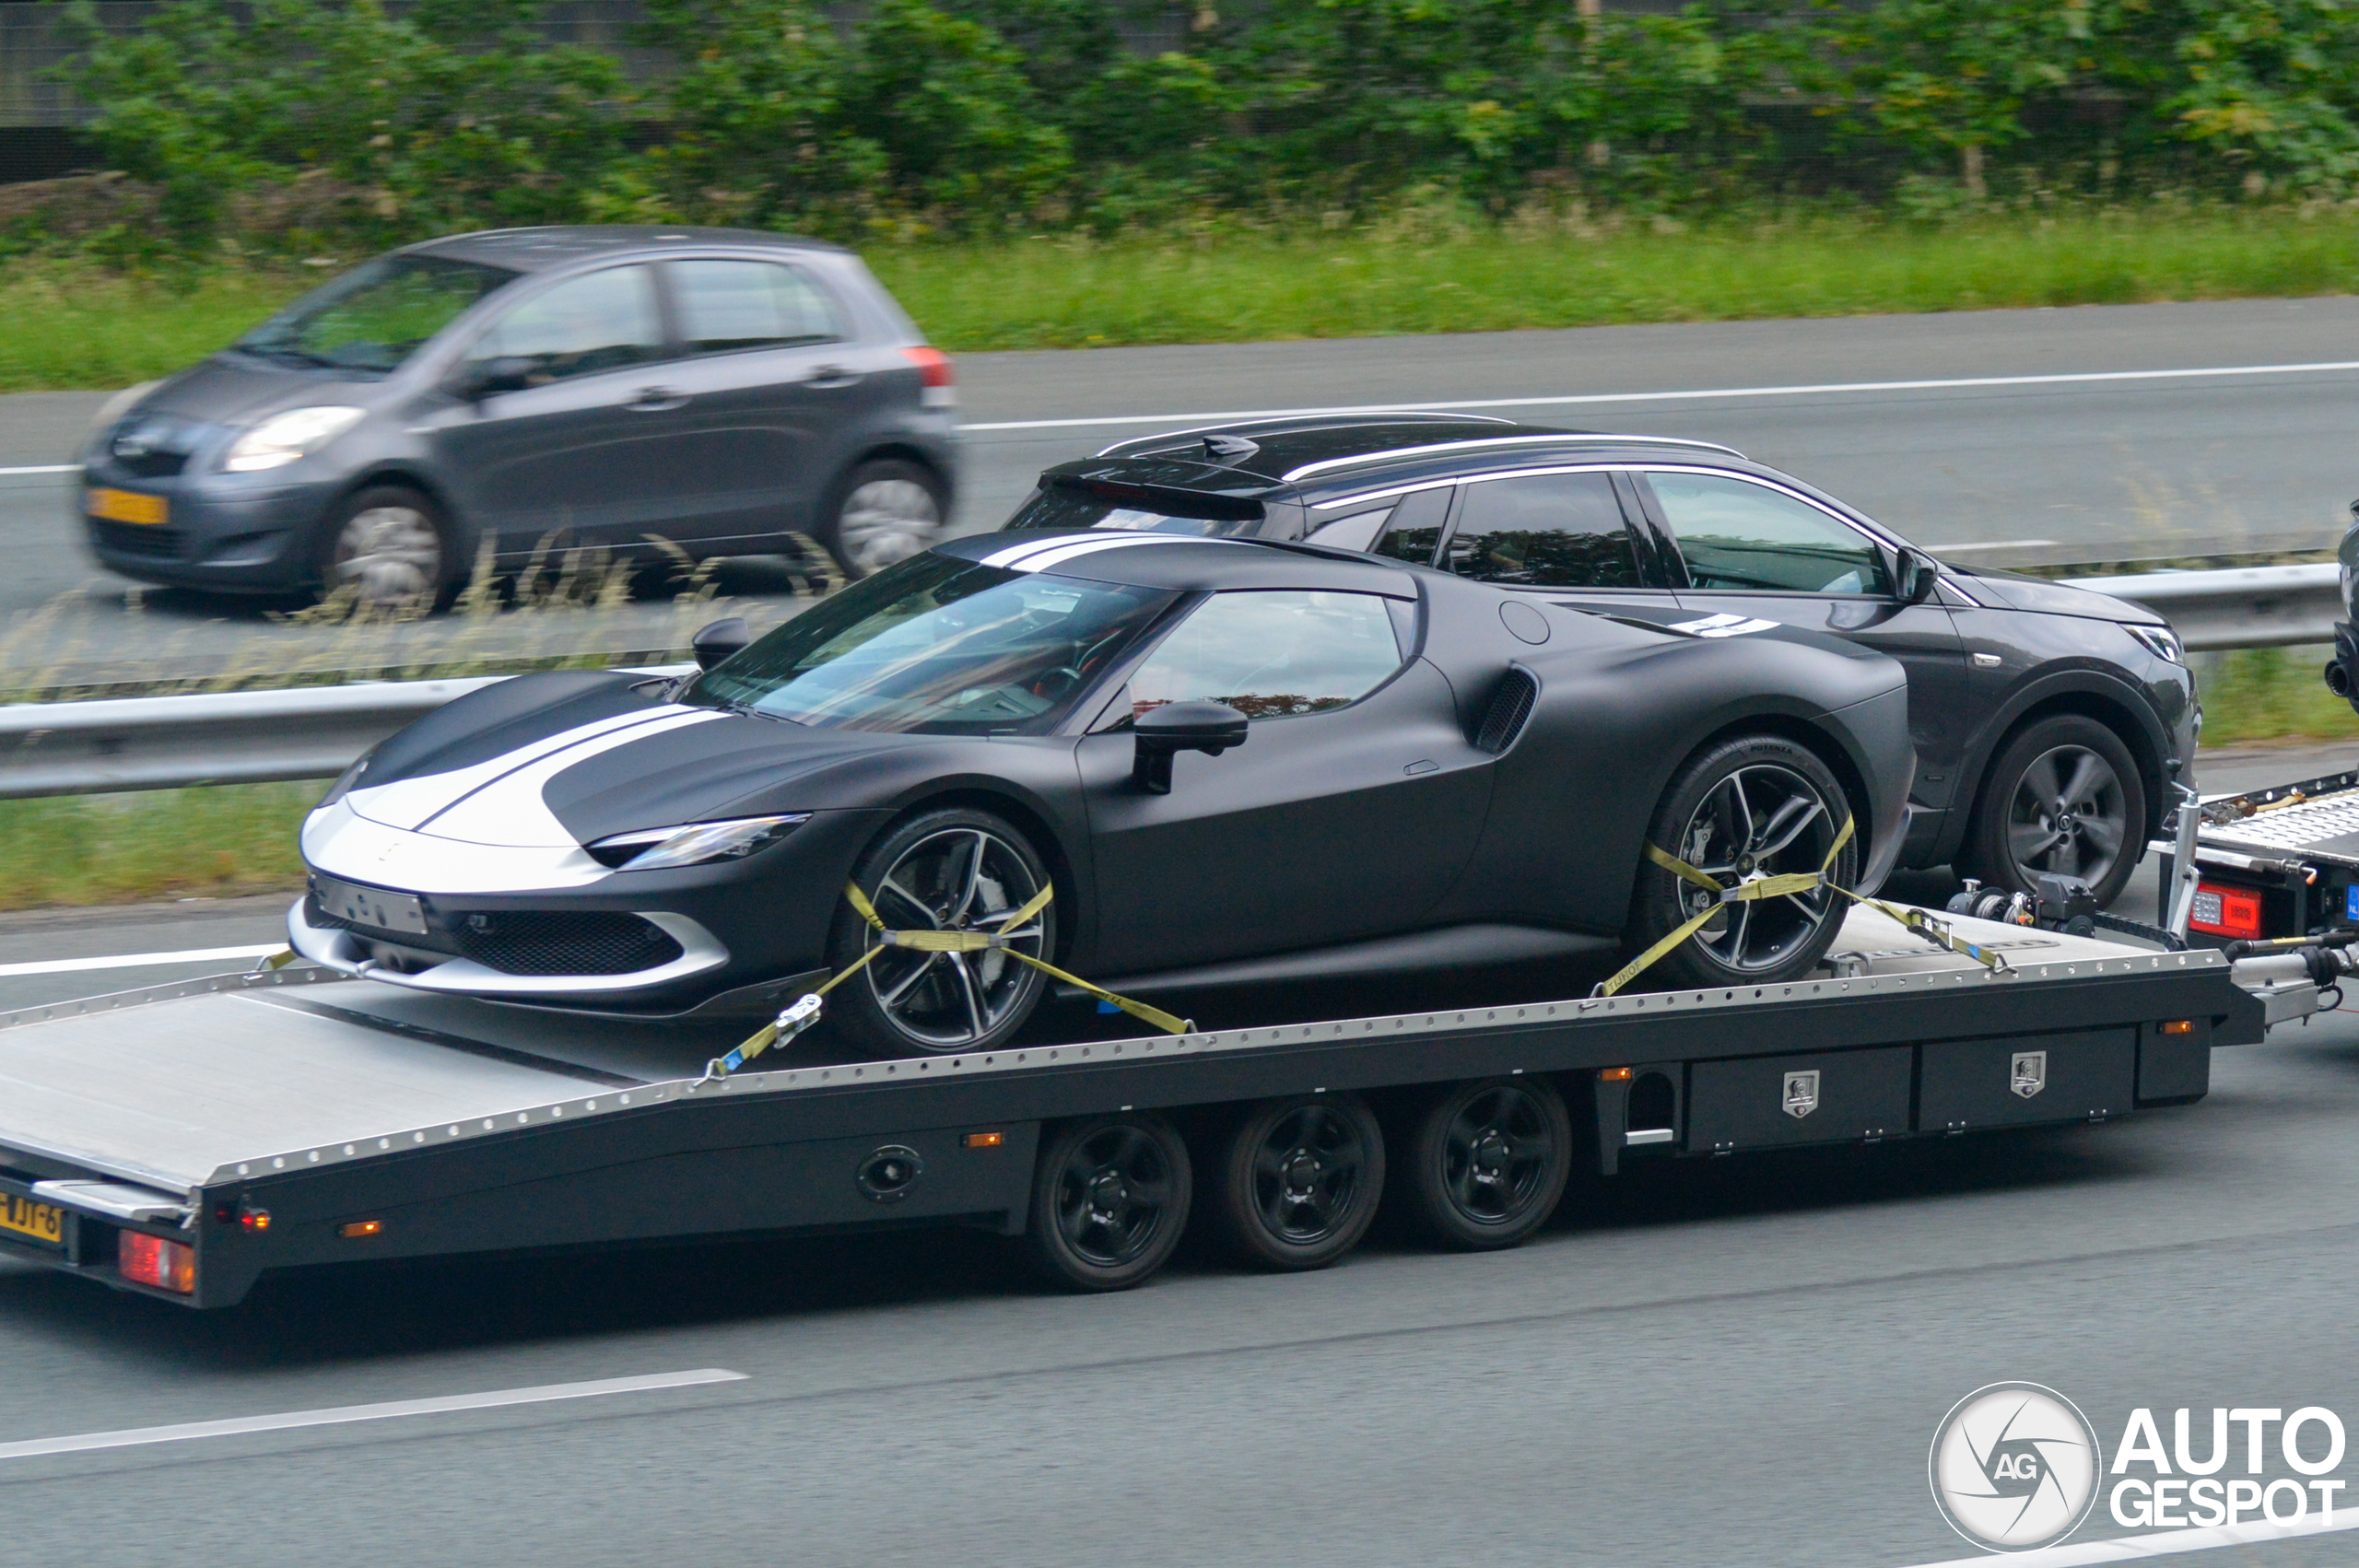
[816,460,945,579]
[1964,714,2144,907]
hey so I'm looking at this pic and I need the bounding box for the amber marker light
[2159,1020,2195,1035]
[1599,1067,1635,1082]
[338,1220,384,1239]
[963,1131,1005,1149]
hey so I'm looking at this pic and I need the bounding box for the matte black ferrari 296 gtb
[289,530,1914,1055]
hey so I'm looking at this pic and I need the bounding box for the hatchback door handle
[804,366,863,389]
[628,386,688,412]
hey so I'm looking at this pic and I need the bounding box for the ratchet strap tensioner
[1593,815,2011,1000]
[695,880,1191,1086]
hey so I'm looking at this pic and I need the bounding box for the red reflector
[119,1231,194,1293]
[2189,883,2263,939]
[900,345,954,388]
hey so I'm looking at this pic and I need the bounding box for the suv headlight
[2126,624,2186,664]
[224,406,365,473]
[588,814,809,871]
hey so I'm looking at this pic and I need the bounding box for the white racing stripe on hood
[985,533,1227,574]
[347,706,698,832]
[418,708,727,848]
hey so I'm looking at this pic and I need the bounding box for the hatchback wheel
[316,486,452,609]
[817,460,945,579]
[1965,715,2144,907]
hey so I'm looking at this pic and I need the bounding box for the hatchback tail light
[120,1231,195,1293]
[901,345,956,407]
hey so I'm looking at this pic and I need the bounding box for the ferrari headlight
[588,814,809,871]
[223,405,365,473]
[2126,624,2185,664]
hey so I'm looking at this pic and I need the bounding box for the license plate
[313,873,428,936]
[0,1193,64,1250]
[87,487,169,526]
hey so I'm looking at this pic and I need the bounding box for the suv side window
[1370,487,1452,566]
[1441,471,1640,588]
[1644,471,1893,596]
[1126,590,1406,721]
[465,264,664,385]
[668,259,843,354]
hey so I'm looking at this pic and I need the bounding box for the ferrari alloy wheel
[829,807,1054,1057]
[1395,1077,1571,1251]
[1211,1094,1386,1270]
[818,459,945,579]
[1627,734,1860,989]
[1027,1113,1192,1291]
[1965,715,2144,907]
[318,485,452,609]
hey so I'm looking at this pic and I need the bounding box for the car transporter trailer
[0,900,2318,1307]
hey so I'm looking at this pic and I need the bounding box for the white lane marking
[0,943,282,978]
[1908,1504,2359,1565]
[961,359,2359,433]
[0,1368,748,1461]
[1931,538,2060,552]
[0,464,81,477]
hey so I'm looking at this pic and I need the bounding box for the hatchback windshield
[686,555,1173,733]
[238,254,517,374]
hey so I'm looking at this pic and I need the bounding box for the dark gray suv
[78,227,959,603]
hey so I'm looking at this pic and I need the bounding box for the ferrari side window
[1645,472,1893,596]
[1370,486,1451,566]
[1442,471,1639,588]
[1128,590,1405,721]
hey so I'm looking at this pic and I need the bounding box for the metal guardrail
[0,564,2339,800]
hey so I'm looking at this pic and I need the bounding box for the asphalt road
[0,746,2353,1567]
[5,295,2359,684]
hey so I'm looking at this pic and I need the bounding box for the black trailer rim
[1053,1124,1177,1266]
[1250,1104,1371,1245]
[2004,743,2129,889]
[1674,762,1844,975]
[863,826,1047,1048]
[1440,1086,1556,1225]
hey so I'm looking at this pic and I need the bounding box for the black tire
[314,484,458,609]
[1625,733,1860,989]
[814,459,946,579]
[1962,714,2145,907]
[1210,1094,1386,1271]
[1027,1113,1192,1292]
[826,806,1056,1058]
[1393,1077,1571,1251]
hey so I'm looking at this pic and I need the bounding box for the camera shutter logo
[1782,1070,1820,1118]
[1929,1383,2103,1551]
[2012,1051,2048,1099]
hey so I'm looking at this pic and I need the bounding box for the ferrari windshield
[685,555,1174,733]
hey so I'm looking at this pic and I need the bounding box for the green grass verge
[7,205,2359,390]
[6,650,2353,913]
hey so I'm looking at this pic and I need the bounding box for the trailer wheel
[1395,1077,1571,1251]
[1026,1113,1192,1292]
[1211,1094,1385,1271]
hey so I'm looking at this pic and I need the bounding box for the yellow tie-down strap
[698,880,1191,1085]
[1596,816,2009,999]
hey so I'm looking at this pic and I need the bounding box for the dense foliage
[34,0,2359,249]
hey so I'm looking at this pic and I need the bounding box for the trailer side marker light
[2160,1019,2195,1035]
[241,1208,270,1232]
[962,1132,1004,1149]
[338,1221,383,1239]
[119,1233,194,1293]
[1599,1067,1635,1082]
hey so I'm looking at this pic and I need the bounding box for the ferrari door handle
[804,365,863,389]
[627,386,688,412]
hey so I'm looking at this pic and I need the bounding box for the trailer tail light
[2189,883,2263,939]
[2159,1019,2195,1035]
[119,1232,194,1293]
[901,345,956,407]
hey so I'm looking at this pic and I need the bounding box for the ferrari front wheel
[827,807,1055,1058]
[1625,734,1858,990]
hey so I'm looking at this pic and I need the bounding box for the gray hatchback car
[78,226,960,603]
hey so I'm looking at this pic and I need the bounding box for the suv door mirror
[692,616,750,671]
[1895,546,1941,604]
[1132,701,1249,794]
[455,356,536,402]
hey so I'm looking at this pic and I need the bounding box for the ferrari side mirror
[1133,701,1249,794]
[693,616,750,671]
[1896,547,1940,605]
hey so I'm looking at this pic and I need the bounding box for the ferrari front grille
[452,911,685,977]
[1474,667,1538,755]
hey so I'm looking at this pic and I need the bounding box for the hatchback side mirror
[455,356,536,401]
[693,616,750,671]
[1133,701,1249,794]
[1896,547,1940,604]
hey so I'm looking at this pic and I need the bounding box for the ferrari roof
[936,531,1417,597]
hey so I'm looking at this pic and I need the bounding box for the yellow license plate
[0,1194,64,1249]
[88,487,168,526]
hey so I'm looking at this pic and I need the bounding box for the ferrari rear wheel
[827,807,1054,1058]
[1625,734,1859,989]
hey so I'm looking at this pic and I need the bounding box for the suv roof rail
[1282,433,1745,483]
[1095,411,1515,459]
